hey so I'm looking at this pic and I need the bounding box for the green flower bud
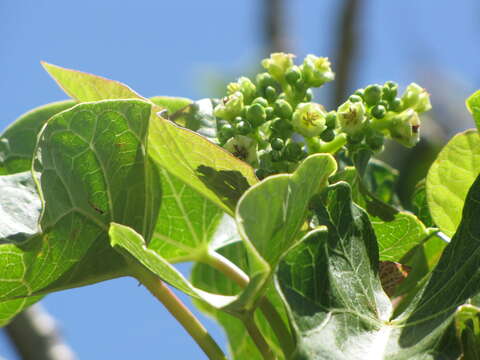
[292,102,327,138]
[235,120,252,135]
[382,81,398,101]
[261,52,295,84]
[265,86,277,103]
[218,123,235,144]
[233,116,243,125]
[227,77,257,104]
[401,83,432,113]
[371,104,386,119]
[224,135,258,165]
[365,130,385,151]
[265,106,274,119]
[271,149,283,162]
[390,97,403,112]
[294,78,306,92]
[271,118,293,139]
[364,84,382,106]
[252,97,269,108]
[256,72,277,91]
[274,99,293,119]
[349,94,362,103]
[325,112,337,129]
[270,137,284,151]
[354,89,365,99]
[284,141,304,162]
[320,129,335,142]
[337,100,367,135]
[388,109,421,147]
[301,55,335,87]
[214,92,244,121]
[246,103,267,127]
[285,65,302,85]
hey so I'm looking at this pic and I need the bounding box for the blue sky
[1,1,479,359]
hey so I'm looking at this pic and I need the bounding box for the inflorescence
[213,53,431,179]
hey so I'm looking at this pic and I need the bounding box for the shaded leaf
[411,180,434,228]
[426,129,480,237]
[0,100,76,175]
[43,62,257,214]
[0,100,158,307]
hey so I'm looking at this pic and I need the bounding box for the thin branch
[5,304,76,360]
[204,251,295,358]
[243,314,276,360]
[135,268,226,360]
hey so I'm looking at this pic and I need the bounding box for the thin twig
[135,268,226,360]
[205,251,295,358]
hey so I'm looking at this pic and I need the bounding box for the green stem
[307,133,347,154]
[242,314,276,360]
[134,267,226,360]
[205,251,295,357]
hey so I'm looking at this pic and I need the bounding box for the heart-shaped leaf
[426,129,480,237]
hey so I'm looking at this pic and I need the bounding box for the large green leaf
[230,154,337,312]
[466,90,480,131]
[277,174,480,358]
[426,129,480,237]
[411,180,434,228]
[277,183,392,359]
[0,100,76,175]
[43,63,257,214]
[0,99,159,307]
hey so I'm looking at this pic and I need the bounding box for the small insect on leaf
[379,261,411,297]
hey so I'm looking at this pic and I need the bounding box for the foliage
[1,53,480,359]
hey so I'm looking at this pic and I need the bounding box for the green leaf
[0,100,76,175]
[42,62,143,101]
[277,183,392,359]
[191,241,287,360]
[43,63,257,214]
[332,165,429,262]
[150,96,192,115]
[0,99,159,307]
[148,176,225,262]
[276,177,480,359]
[372,212,429,262]
[466,90,480,131]
[230,154,337,312]
[168,98,219,143]
[0,171,44,325]
[0,296,42,326]
[109,223,233,308]
[426,129,480,237]
[411,180,434,228]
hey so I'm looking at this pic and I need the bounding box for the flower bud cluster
[212,53,432,178]
[214,53,335,178]
[339,81,432,149]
